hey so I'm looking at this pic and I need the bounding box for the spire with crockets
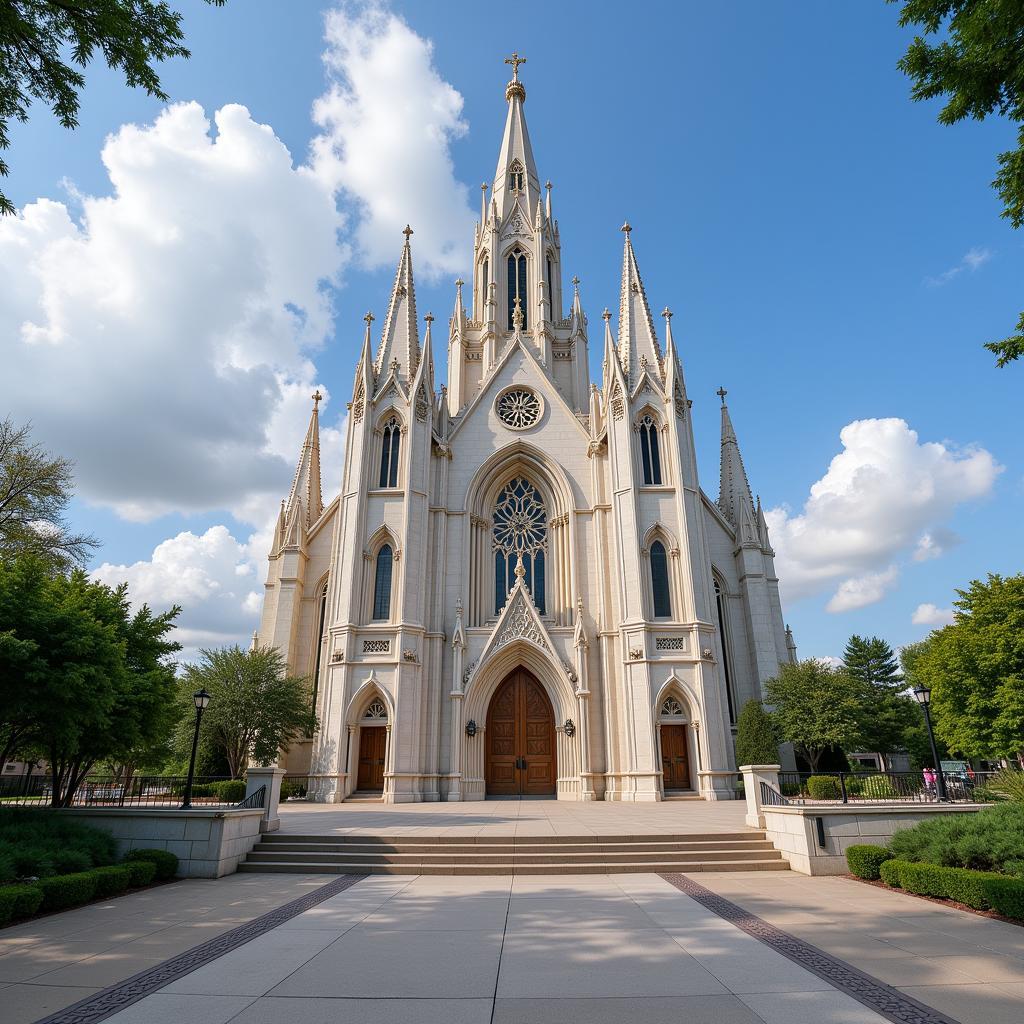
[375,225,420,381]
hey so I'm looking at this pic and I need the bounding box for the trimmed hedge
[36,871,99,911]
[215,780,247,803]
[125,848,179,879]
[0,808,118,880]
[124,858,157,887]
[846,845,892,880]
[0,884,43,925]
[877,857,1024,918]
[806,775,842,800]
[91,865,132,899]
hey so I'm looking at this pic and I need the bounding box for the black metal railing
[760,780,788,806]
[236,784,266,810]
[279,775,311,801]
[0,774,250,808]
[774,770,997,805]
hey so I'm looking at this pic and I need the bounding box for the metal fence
[762,770,997,807]
[0,774,260,809]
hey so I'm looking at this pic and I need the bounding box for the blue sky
[2,1,1021,661]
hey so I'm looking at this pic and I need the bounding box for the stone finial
[364,310,375,325]
[662,307,673,321]
[311,390,322,409]
[402,224,414,240]
[621,221,632,235]
[602,308,611,322]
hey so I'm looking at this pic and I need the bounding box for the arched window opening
[378,416,401,488]
[507,249,528,331]
[714,578,736,723]
[638,414,663,485]
[508,160,524,193]
[481,257,489,301]
[364,699,388,721]
[493,477,547,615]
[650,540,671,618]
[372,545,393,621]
[311,579,328,713]
[660,696,685,718]
[546,257,554,314]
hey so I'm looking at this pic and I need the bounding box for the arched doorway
[355,698,388,793]
[659,695,693,792]
[485,667,556,796]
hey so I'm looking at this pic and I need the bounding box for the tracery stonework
[257,57,793,804]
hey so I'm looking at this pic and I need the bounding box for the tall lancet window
[493,477,547,615]
[378,416,401,488]
[481,257,489,300]
[714,578,736,723]
[650,540,671,618]
[638,414,663,485]
[311,579,328,714]
[372,545,393,621]
[507,249,528,331]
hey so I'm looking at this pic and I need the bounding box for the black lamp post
[912,684,948,802]
[181,688,212,809]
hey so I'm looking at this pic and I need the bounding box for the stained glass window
[372,545,393,620]
[650,540,671,618]
[493,477,547,615]
[378,417,400,488]
[639,414,662,485]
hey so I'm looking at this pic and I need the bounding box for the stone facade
[256,64,794,803]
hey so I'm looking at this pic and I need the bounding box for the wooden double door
[661,723,692,791]
[486,668,556,796]
[356,726,386,791]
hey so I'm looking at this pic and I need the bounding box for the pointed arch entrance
[485,667,556,796]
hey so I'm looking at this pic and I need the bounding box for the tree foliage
[912,574,1024,762]
[900,639,950,768]
[892,0,1024,366]
[734,699,780,767]
[0,554,180,803]
[178,646,317,779]
[0,0,225,215]
[764,659,866,772]
[843,633,918,767]
[0,418,98,570]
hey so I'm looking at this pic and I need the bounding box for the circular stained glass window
[493,477,547,555]
[496,387,541,430]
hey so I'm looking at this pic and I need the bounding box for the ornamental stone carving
[496,387,541,430]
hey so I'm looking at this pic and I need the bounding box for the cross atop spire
[402,224,414,240]
[717,386,728,404]
[505,51,526,80]
[311,389,322,410]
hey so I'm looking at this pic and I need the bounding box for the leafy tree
[0,0,225,215]
[843,634,918,768]
[734,699,780,766]
[178,646,317,779]
[892,1,1024,366]
[764,659,866,772]
[900,639,950,769]
[911,574,1024,763]
[0,418,98,569]
[0,554,180,802]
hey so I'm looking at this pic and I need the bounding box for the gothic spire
[717,388,755,529]
[493,52,540,219]
[375,226,420,379]
[285,390,324,529]
[617,223,663,384]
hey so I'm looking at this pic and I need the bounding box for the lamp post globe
[181,689,213,809]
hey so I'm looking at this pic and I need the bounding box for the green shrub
[988,768,1024,803]
[0,849,15,885]
[187,783,216,798]
[806,775,842,800]
[91,865,131,898]
[0,883,44,922]
[36,871,98,911]
[879,858,905,887]
[889,803,1024,873]
[214,780,247,803]
[124,858,157,887]
[734,700,779,767]
[846,845,892,880]
[1003,859,1024,877]
[984,876,1024,919]
[52,849,93,875]
[11,845,55,878]
[860,776,899,800]
[900,861,955,899]
[897,861,1006,910]
[125,848,178,879]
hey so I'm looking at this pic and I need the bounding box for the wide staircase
[238,830,787,875]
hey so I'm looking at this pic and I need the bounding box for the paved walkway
[276,797,749,836]
[3,868,1023,1024]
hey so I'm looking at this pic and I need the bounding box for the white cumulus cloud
[766,418,1001,610]
[825,567,899,614]
[311,2,475,277]
[925,246,993,287]
[0,102,346,525]
[911,603,956,627]
[92,526,263,661]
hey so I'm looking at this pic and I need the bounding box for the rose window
[493,477,547,615]
[496,387,541,429]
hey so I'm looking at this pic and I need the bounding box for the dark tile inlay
[661,873,961,1024]
[31,873,367,1024]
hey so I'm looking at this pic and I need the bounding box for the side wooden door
[661,724,691,790]
[357,727,386,791]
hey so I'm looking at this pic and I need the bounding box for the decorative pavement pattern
[30,874,366,1024]
[662,873,962,1024]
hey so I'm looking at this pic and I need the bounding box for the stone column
[245,765,286,833]
[739,763,781,828]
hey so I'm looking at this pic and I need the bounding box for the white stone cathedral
[256,58,796,803]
